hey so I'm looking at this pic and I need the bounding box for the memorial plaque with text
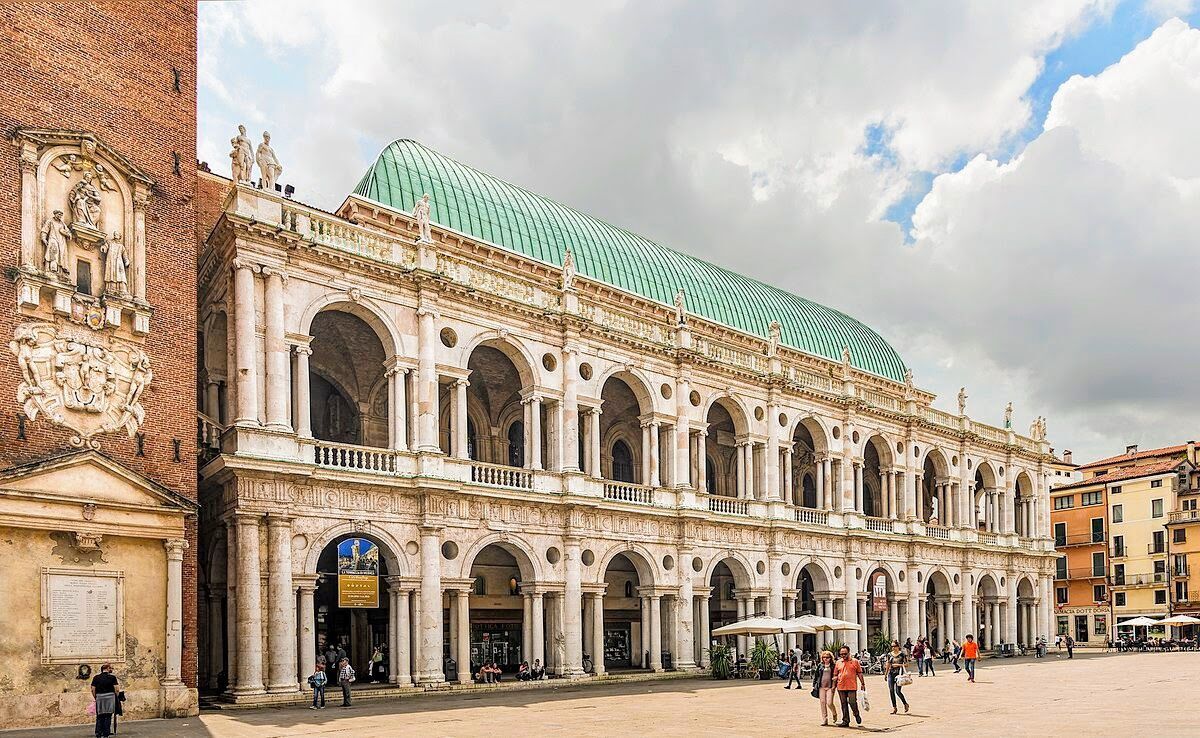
[41,568,126,663]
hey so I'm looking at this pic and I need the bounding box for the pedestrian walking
[962,634,979,682]
[370,644,384,682]
[923,638,937,676]
[951,639,962,673]
[1066,635,1075,659]
[308,662,328,709]
[913,638,926,676]
[942,638,951,664]
[90,663,119,738]
[812,650,839,726]
[785,649,802,689]
[883,640,911,715]
[338,657,356,706]
[834,645,866,728]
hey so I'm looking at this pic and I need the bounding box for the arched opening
[792,563,835,657]
[924,570,953,650]
[455,343,538,467]
[789,419,828,508]
[704,398,750,498]
[465,544,531,677]
[314,533,394,682]
[974,462,1000,532]
[1016,577,1038,647]
[599,374,653,485]
[309,310,389,447]
[975,574,1001,649]
[611,439,635,483]
[861,435,894,518]
[865,568,897,652]
[707,557,754,659]
[920,450,952,525]
[601,552,658,670]
[200,312,229,425]
[1015,472,1035,537]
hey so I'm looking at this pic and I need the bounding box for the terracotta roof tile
[1053,458,1184,492]
[1077,443,1190,470]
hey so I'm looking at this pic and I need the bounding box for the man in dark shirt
[90,664,119,738]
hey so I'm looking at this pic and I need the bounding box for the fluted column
[296,578,317,689]
[232,261,259,425]
[266,516,297,693]
[233,513,264,694]
[418,526,444,684]
[263,268,290,430]
[416,299,440,452]
[562,348,580,472]
[163,538,187,686]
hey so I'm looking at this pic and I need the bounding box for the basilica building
[196,137,1057,699]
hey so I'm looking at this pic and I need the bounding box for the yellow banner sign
[338,573,379,608]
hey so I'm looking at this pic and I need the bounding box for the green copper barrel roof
[354,139,907,382]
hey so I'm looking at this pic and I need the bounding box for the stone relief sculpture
[561,246,575,290]
[69,171,103,230]
[101,232,129,297]
[255,131,282,191]
[412,193,433,243]
[957,386,968,415]
[40,210,71,281]
[9,322,152,447]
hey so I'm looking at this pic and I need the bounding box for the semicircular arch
[298,293,404,358]
[302,521,407,577]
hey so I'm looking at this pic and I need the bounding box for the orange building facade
[1051,481,1108,643]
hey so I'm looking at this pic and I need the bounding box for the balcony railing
[197,412,222,451]
[978,531,999,546]
[603,482,654,505]
[1112,572,1168,587]
[706,495,749,516]
[795,507,830,526]
[856,387,901,412]
[1148,542,1167,555]
[1111,546,1127,558]
[314,440,398,474]
[927,525,951,540]
[920,406,960,429]
[1056,532,1106,547]
[1169,509,1200,523]
[865,516,895,533]
[470,461,533,490]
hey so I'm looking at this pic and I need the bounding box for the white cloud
[197,3,1200,461]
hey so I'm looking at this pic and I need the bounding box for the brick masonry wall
[0,1,199,688]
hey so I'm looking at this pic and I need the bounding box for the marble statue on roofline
[673,288,687,327]
[256,131,282,191]
[413,193,433,243]
[958,387,968,415]
[230,124,254,183]
[1004,401,1013,429]
[561,246,575,290]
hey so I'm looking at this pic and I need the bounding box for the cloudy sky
[199,0,1200,464]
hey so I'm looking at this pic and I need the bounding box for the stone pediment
[15,128,155,187]
[0,450,195,514]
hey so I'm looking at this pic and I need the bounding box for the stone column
[853,462,864,512]
[765,403,780,501]
[207,592,224,689]
[205,379,222,424]
[961,580,975,642]
[416,299,440,452]
[734,596,748,658]
[590,592,606,675]
[782,448,794,504]
[233,513,264,694]
[163,538,187,686]
[857,598,868,651]
[918,598,927,638]
[531,592,545,666]
[734,442,747,498]
[648,421,661,487]
[822,457,834,509]
[697,431,709,493]
[266,516,297,693]
[1006,578,1019,645]
[392,589,411,685]
[453,378,469,459]
[990,602,1001,649]
[649,596,663,671]
[455,590,471,684]
[232,261,259,425]
[888,598,899,641]
[914,473,924,521]
[386,365,407,451]
[843,563,858,649]
[292,346,312,438]
[563,538,584,676]
[297,578,317,688]
[224,522,238,692]
[561,347,581,472]
[17,142,37,269]
[522,593,534,663]
[262,268,290,430]
[783,596,796,653]
[697,594,711,667]
[676,566,696,669]
[589,408,602,477]
[418,527,444,684]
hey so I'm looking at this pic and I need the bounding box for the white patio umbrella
[1120,616,1162,627]
[1158,614,1200,625]
[712,616,812,636]
[782,614,861,634]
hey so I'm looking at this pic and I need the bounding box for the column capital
[418,524,444,536]
[265,513,294,527]
[453,377,470,388]
[232,510,263,525]
[261,266,288,283]
[231,257,262,274]
[294,574,320,593]
[164,538,188,558]
[293,344,312,357]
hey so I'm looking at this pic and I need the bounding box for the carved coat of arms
[9,322,152,447]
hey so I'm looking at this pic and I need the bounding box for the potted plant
[708,643,733,680]
[750,639,778,680]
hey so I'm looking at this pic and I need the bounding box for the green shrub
[708,642,733,679]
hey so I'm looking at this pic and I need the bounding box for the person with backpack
[308,661,328,709]
[338,657,356,706]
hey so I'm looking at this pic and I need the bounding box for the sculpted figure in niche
[101,232,129,296]
[256,131,282,191]
[41,210,72,280]
[69,172,102,230]
[230,124,254,183]
[412,193,432,243]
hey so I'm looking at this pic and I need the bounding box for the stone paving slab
[8,651,1191,737]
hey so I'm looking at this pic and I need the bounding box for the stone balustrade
[603,481,654,505]
[470,460,534,490]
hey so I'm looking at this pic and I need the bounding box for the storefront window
[1094,614,1107,636]
[1056,616,1069,635]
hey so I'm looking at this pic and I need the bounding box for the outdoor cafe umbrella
[1158,614,1200,625]
[712,616,813,637]
[782,614,862,634]
[1121,616,1162,627]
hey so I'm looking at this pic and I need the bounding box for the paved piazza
[16,652,1187,737]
